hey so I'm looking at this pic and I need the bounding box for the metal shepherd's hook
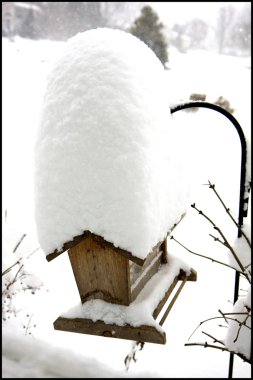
[171,101,251,378]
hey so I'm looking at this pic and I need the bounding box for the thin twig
[188,315,251,340]
[184,342,251,364]
[218,309,229,324]
[6,264,24,291]
[208,180,251,247]
[25,314,33,336]
[209,236,251,274]
[233,313,251,343]
[2,247,40,277]
[2,261,21,277]
[209,234,227,247]
[222,312,251,316]
[13,234,26,253]
[27,247,40,258]
[170,235,240,272]
[191,203,250,282]
[201,331,225,345]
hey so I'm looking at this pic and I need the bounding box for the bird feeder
[47,218,196,344]
[34,28,198,345]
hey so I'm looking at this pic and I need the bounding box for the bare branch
[2,247,40,277]
[184,342,251,364]
[222,311,251,315]
[208,180,251,248]
[13,234,26,253]
[191,203,250,282]
[2,261,21,277]
[170,235,241,272]
[218,309,229,324]
[209,234,226,247]
[201,331,225,345]
[188,315,251,340]
[25,314,33,336]
[6,264,24,291]
[233,313,251,343]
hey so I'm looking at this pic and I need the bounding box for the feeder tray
[53,266,196,344]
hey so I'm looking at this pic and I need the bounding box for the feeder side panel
[68,235,131,306]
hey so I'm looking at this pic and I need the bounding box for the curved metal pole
[171,101,250,378]
[171,101,249,229]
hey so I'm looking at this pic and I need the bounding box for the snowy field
[2,36,251,378]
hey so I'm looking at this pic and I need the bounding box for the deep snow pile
[225,285,251,360]
[34,28,190,260]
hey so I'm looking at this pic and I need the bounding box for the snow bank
[34,27,190,260]
[228,223,251,273]
[225,287,251,360]
[2,323,133,378]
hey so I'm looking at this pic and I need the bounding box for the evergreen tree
[129,5,168,67]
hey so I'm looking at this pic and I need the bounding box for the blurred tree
[2,2,144,41]
[129,5,169,67]
[101,2,143,30]
[216,3,251,56]
[185,18,209,49]
[2,2,43,40]
[35,2,143,40]
[170,23,190,53]
[216,5,235,54]
[230,3,251,55]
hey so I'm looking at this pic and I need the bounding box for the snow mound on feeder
[34,27,190,260]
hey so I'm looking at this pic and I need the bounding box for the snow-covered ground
[2,36,251,378]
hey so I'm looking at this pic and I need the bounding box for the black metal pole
[171,101,250,378]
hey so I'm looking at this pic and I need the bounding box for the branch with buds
[171,181,251,364]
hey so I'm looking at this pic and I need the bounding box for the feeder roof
[34,28,191,262]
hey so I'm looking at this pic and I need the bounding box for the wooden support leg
[159,276,188,326]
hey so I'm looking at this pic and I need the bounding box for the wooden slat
[129,242,163,287]
[159,277,188,326]
[152,268,196,320]
[68,235,131,305]
[152,276,179,320]
[131,253,162,301]
[54,317,166,344]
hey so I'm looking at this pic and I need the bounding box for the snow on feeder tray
[34,28,197,344]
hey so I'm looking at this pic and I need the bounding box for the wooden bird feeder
[47,213,197,344]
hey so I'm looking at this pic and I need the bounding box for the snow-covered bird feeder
[34,28,196,344]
